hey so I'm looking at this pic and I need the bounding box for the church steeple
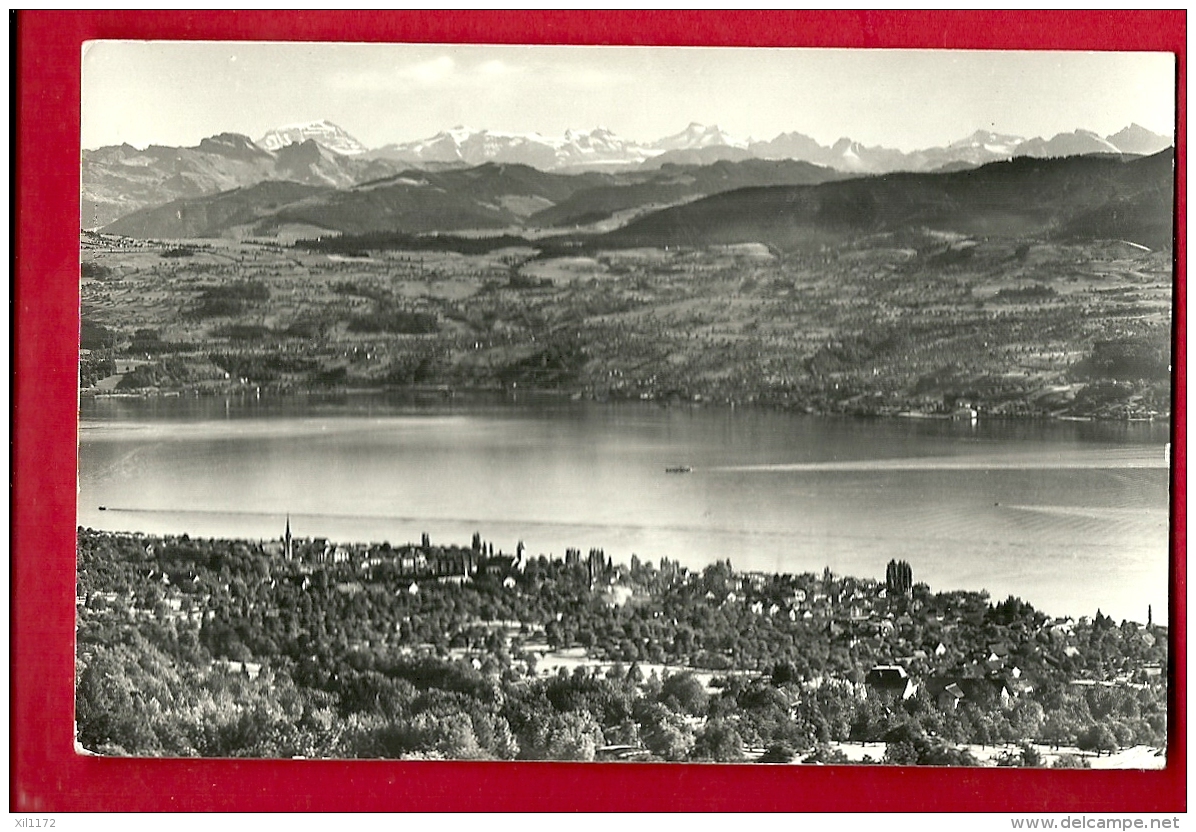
[285,514,293,560]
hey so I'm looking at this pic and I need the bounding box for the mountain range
[82,120,1173,229]
[82,133,399,228]
[359,120,1172,174]
[101,146,1174,256]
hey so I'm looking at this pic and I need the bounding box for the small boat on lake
[665,466,692,474]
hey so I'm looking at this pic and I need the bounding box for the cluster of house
[76,567,214,628]
[861,618,1164,708]
[863,664,1017,710]
[260,519,631,595]
[262,520,527,584]
[702,571,909,629]
[693,567,1166,698]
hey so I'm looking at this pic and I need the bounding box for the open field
[81,233,1172,420]
[819,741,1165,769]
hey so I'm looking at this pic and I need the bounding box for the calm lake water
[77,394,1172,623]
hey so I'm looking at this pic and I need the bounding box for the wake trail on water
[1000,504,1170,520]
[707,449,1168,473]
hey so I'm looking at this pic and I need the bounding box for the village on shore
[76,524,1168,766]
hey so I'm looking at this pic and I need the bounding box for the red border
[12,10,1186,812]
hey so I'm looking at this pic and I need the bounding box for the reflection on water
[78,394,1172,622]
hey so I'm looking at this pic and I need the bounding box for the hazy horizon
[81,43,1176,152]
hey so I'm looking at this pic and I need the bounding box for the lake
[77,393,1172,623]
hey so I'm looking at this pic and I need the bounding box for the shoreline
[79,383,1173,427]
[75,525,1164,630]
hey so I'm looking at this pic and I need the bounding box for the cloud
[477,59,512,77]
[325,54,629,95]
[556,67,632,88]
[327,56,457,91]
[326,69,393,92]
[400,55,456,84]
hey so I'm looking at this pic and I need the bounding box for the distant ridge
[352,121,1173,174]
[601,150,1175,253]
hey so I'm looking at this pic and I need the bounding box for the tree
[1110,720,1135,748]
[886,559,913,597]
[660,672,709,716]
[770,660,802,686]
[417,711,485,760]
[692,719,744,762]
[803,744,850,765]
[645,664,664,698]
[543,711,605,761]
[642,719,694,761]
[1078,723,1119,757]
[1040,711,1079,750]
[758,742,796,763]
[884,739,920,765]
[1052,753,1091,769]
[1010,699,1045,743]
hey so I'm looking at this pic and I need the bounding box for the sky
[81,42,1176,151]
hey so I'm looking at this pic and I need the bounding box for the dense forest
[76,528,1168,764]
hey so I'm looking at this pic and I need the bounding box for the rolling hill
[100,159,844,239]
[100,149,1174,253]
[528,159,848,228]
[261,163,606,235]
[102,162,615,238]
[600,150,1175,252]
[102,181,333,239]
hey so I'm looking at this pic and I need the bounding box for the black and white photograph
[76,42,1175,767]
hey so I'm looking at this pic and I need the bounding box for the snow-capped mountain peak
[366,125,662,169]
[1106,123,1173,155]
[653,122,749,151]
[948,129,1025,155]
[257,120,368,156]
